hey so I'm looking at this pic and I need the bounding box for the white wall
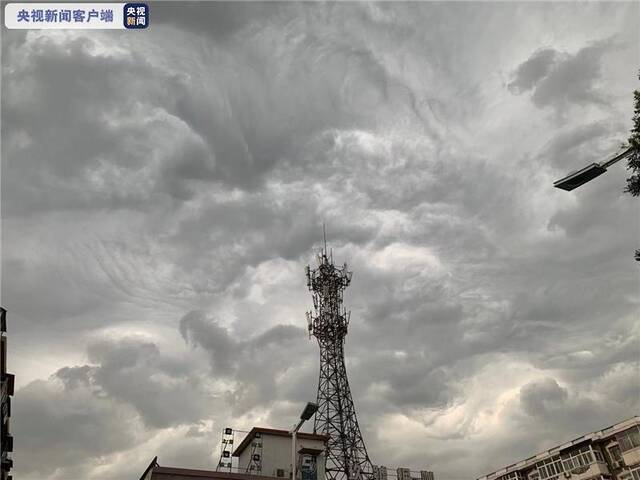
[237,432,326,480]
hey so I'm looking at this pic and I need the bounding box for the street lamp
[553,146,633,191]
[290,402,319,480]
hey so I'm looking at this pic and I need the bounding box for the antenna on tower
[323,223,328,257]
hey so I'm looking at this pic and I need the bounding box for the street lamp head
[300,402,319,421]
[553,146,633,191]
[553,163,607,191]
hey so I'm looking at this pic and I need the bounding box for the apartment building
[477,416,640,480]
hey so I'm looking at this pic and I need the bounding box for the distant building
[476,416,640,480]
[1,308,15,480]
[140,427,328,480]
[397,468,412,480]
[373,466,388,480]
[373,466,433,480]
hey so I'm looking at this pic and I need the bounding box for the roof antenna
[323,222,327,257]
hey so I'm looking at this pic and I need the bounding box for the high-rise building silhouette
[1,307,15,480]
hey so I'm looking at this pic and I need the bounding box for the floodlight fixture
[553,163,607,191]
[554,146,633,191]
[300,402,319,421]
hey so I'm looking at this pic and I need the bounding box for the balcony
[1,395,10,420]
[0,451,12,470]
[2,434,13,453]
[1,373,14,397]
[622,446,640,467]
[564,461,611,480]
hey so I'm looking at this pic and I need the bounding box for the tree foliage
[626,72,640,196]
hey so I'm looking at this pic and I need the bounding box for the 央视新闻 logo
[123,3,148,29]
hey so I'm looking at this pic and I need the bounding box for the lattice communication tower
[305,244,373,480]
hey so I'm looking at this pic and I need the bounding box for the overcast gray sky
[1,2,639,479]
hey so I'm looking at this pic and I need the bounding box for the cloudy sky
[1,2,639,479]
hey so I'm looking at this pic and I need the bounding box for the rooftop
[141,458,278,480]
[233,427,329,457]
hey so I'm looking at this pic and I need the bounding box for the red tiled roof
[233,427,329,457]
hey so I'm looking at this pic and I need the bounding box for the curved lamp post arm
[600,145,634,169]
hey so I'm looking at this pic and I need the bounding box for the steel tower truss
[305,250,373,480]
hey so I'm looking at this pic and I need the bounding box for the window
[592,449,604,462]
[300,455,317,480]
[561,446,596,471]
[617,427,640,453]
[499,472,524,480]
[536,457,563,480]
[607,444,622,462]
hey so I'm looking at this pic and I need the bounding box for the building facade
[234,427,328,480]
[141,427,328,480]
[1,308,15,480]
[477,416,640,480]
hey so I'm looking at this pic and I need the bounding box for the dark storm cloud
[2,2,639,479]
[358,352,462,411]
[152,2,280,40]
[505,369,638,447]
[509,49,559,94]
[1,254,112,321]
[519,378,568,417]
[2,3,390,218]
[470,372,633,477]
[49,337,205,426]
[180,310,238,370]
[2,32,189,213]
[162,185,381,297]
[180,311,311,415]
[83,337,210,429]
[11,335,219,477]
[509,39,617,110]
[12,376,143,477]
